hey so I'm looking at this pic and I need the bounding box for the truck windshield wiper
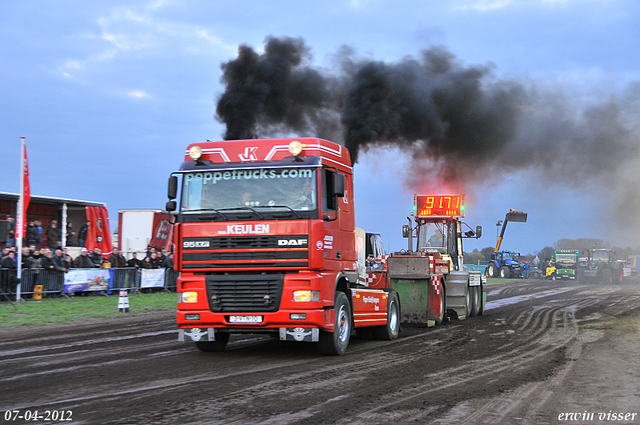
[255,205,302,219]
[185,208,230,220]
[217,206,265,219]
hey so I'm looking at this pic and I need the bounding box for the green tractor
[578,249,625,283]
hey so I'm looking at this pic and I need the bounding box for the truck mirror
[476,225,482,238]
[168,176,178,200]
[166,201,177,212]
[402,225,410,238]
[333,173,345,197]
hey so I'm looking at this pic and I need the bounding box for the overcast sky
[1,0,639,255]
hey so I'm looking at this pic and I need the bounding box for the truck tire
[487,263,497,278]
[373,291,400,340]
[615,267,623,283]
[435,285,446,325]
[318,292,351,355]
[602,268,613,284]
[194,332,230,352]
[499,266,510,279]
[470,286,481,317]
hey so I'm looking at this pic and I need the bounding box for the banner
[140,268,165,288]
[64,269,111,293]
[85,206,113,255]
[16,138,30,239]
[149,212,173,251]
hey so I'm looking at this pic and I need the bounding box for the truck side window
[321,169,337,212]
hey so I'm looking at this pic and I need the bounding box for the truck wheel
[318,292,351,355]
[499,266,510,279]
[470,286,481,317]
[435,286,446,325]
[374,291,400,340]
[195,332,230,352]
[487,263,497,278]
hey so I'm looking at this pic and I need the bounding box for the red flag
[149,212,173,251]
[16,138,31,239]
[85,206,113,256]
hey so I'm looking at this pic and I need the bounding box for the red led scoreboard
[413,194,465,218]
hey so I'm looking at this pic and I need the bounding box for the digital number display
[414,194,465,218]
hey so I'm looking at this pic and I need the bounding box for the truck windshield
[418,223,447,252]
[592,251,609,261]
[180,167,317,213]
[555,253,576,264]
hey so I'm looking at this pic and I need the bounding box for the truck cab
[168,138,399,355]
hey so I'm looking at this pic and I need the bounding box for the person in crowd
[21,247,34,269]
[40,249,61,297]
[1,251,17,269]
[141,253,160,269]
[108,248,127,268]
[26,221,39,247]
[54,249,69,273]
[40,249,55,270]
[90,247,104,267]
[150,252,162,269]
[78,220,90,248]
[46,220,61,250]
[65,223,78,247]
[1,246,10,259]
[127,252,142,268]
[35,220,43,245]
[61,248,73,269]
[6,216,16,247]
[30,247,43,268]
[163,252,174,270]
[73,248,95,268]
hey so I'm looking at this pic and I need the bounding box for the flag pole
[16,137,25,302]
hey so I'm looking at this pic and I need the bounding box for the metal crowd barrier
[0,267,179,301]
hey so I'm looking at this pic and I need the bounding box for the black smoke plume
[215,37,640,202]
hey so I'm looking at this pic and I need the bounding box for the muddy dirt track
[1,278,640,425]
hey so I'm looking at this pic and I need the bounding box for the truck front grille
[181,235,309,270]
[205,273,284,313]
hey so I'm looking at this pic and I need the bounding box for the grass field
[0,292,177,328]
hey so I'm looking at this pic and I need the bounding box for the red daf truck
[167,138,399,355]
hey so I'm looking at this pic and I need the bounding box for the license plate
[229,315,263,324]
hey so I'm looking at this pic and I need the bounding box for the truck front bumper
[177,308,330,343]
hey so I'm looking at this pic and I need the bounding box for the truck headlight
[180,291,198,303]
[188,145,202,160]
[288,140,303,156]
[293,290,320,302]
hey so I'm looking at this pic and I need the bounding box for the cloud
[128,90,149,98]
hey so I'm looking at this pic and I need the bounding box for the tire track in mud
[428,286,636,425]
[4,282,638,425]
[115,291,603,425]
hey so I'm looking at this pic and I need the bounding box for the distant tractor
[487,209,527,278]
[546,250,579,280]
[487,251,522,278]
[579,249,625,284]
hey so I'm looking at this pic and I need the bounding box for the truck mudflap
[179,328,215,342]
[389,275,442,326]
[279,327,320,342]
[445,271,470,320]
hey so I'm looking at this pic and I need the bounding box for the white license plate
[229,315,263,324]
